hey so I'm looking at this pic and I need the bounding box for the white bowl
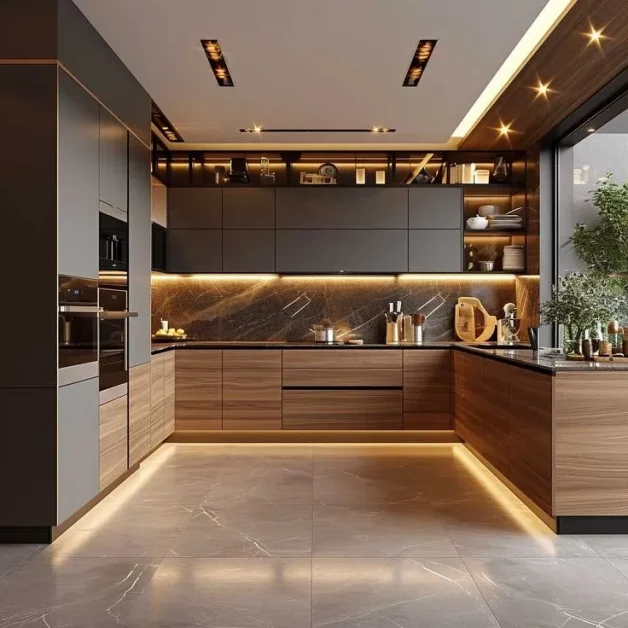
[478,204,498,217]
[466,216,489,230]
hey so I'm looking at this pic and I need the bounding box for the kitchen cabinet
[99,108,128,213]
[151,176,168,227]
[129,362,151,467]
[223,188,275,228]
[223,350,281,430]
[276,229,408,273]
[99,394,128,491]
[403,350,452,429]
[164,350,175,438]
[58,69,99,279]
[223,230,275,272]
[169,229,223,273]
[128,134,152,367]
[168,187,222,228]
[175,350,222,430]
[150,352,165,448]
[276,188,408,229]
[58,377,99,522]
[409,187,463,229]
[409,229,462,272]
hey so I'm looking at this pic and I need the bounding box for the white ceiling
[74,0,551,149]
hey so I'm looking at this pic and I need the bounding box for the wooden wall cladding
[283,390,403,430]
[99,394,128,491]
[554,371,628,515]
[175,350,222,430]
[403,350,452,430]
[223,350,282,430]
[461,0,628,149]
[129,362,151,466]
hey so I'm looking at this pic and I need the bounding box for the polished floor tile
[0,544,42,579]
[312,558,501,627]
[580,535,628,558]
[466,557,628,628]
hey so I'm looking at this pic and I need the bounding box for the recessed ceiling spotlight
[253,124,263,133]
[151,101,183,142]
[585,24,607,47]
[587,127,596,133]
[498,123,512,137]
[403,39,437,87]
[532,79,552,99]
[201,39,234,86]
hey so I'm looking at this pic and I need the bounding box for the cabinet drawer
[283,350,401,370]
[283,368,401,388]
[282,390,402,430]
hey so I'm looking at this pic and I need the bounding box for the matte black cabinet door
[276,188,408,229]
[58,70,99,279]
[223,230,275,272]
[276,230,408,273]
[168,188,222,228]
[99,108,128,212]
[223,188,275,228]
[169,229,223,273]
[409,187,463,229]
[409,230,462,272]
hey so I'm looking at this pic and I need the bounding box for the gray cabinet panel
[276,230,408,273]
[168,188,222,228]
[169,229,223,273]
[58,70,99,279]
[409,230,462,272]
[223,188,275,228]
[276,188,408,229]
[128,134,152,367]
[99,108,128,212]
[223,230,275,272]
[409,187,463,229]
[58,377,100,523]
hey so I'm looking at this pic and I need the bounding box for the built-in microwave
[99,212,128,272]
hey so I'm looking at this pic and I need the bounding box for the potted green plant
[541,273,618,356]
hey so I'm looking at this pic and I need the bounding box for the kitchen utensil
[311,324,338,343]
[455,297,497,342]
[386,321,400,344]
[477,260,495,271]
[528,327,539,351]
[403,315,414,343]
[412,313,426,344]
[478,205,498,217]
[466,216,489,230]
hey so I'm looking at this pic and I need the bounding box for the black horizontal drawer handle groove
[282,385,403,391]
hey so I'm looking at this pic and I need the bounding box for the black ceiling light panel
[201,39,234,87]
[239,128,396,134]
[403,39,437,87]
[151,101,183,143]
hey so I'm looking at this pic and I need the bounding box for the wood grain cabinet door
[223,350,281,430]
[99,395,128,491]
[164,351,176,438]
[129,362,151,466]
[175,350,223,430]
[150,352,165,447]
[403,350,452,429]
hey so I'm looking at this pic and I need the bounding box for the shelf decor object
[455,296,497,342]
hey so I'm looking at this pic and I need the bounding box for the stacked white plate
[502,245,525,272]
[487,214,523,231]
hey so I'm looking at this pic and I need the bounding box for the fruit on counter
[168,328,177,336]
[155,329,168,336]
[176,328,185,335]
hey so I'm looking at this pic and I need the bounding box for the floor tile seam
[458,555,507,628]
[598,555,628,583]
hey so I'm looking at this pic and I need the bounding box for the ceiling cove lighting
[151,101,183,143]
[402,39,437,87]
[239,128,396,134]
[450,0,574,140]
[201,39,234,86]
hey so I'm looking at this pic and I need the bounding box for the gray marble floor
[3,443,628,627]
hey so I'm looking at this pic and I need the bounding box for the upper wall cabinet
[58,71,99,279]
[168,188,222,229]
[223,188,275,229]
[169,229,223,273]
[276,188,408,229]
[99,108,128,213]
[409,187,463,230]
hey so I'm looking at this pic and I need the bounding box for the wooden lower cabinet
[223,350,281,430]
[151,352,165,447]
[175,350,222,430]
[129,362,151,466]
[99,395,128,491]
[283,390,402,430]
[403,350,452,429]
[164,351,175,438]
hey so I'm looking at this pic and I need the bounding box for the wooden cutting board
[455,297,497,342]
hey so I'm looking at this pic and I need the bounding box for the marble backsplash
[151,276,523,343]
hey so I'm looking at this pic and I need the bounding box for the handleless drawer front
[175,350,222,430]
[223,350,282,430]
[168,187,223,228]
[282,390,402,430]
[283,368,402,388]
[276,188,408,229]
[282,350,402,370]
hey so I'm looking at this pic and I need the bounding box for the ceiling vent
[151,101,183,142]
[201,39,235,87]
[403,40,437,87]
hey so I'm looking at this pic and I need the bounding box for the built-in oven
[58,275,100,386]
